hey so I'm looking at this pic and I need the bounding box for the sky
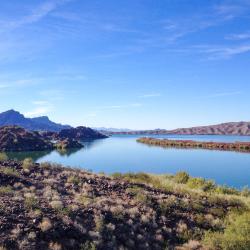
[0,0,250,129]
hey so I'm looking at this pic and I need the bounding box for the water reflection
[6,150,52,162]
[56,148,82,157]
[81,139,106,150]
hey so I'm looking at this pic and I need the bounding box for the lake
[7,134,250,189]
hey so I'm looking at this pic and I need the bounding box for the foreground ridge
[0,159,249,249]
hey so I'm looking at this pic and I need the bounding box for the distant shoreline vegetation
[137,137,250,153]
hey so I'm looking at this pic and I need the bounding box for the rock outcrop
[58,126,108,140]
[0,126,53,151]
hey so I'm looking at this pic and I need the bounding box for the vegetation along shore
[137,137,250,153]
[0,154,249,249]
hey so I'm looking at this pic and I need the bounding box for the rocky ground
[0,159,249,250]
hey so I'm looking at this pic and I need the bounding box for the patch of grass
[0,153,8,161]
[126,186,143,195]
[187,177,216,192]
[67,175,80,185]
[22,158,34,170]
[174,171,190,184]
[135,192,154,206]
[77,195,94,206]
[0,185,13,195]
[80,241,96,250]
[25,196,39,210]
[1,167,20,177]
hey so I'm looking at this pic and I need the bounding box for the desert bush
[39,218,53,232]
[80,241,96,250]
[0,153,8,161]
[77,195,94,206]
[174,171,189,184]
[67,175,80,185]
[94,215,104,232]
[215,185,240,196]
[50,200,64,210]
[22,158,34,170]
[0,186,13,195]
[203,211,250,250]
[135,192,154,206]
[187,177,215,192]
[241,186,250,197]
[25,196,39,210]
[1,167,20,177]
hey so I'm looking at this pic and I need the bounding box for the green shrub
[67,176,80,185]
[203,211,250,250]
[25,196,38,210]
[241,186,250,197]
[0,186,13,195]
[0,153,8,161]
[187,177,215,192]
[174,171,190,184]
[80,241,96,250]
[22,158,34,170]
[1,167,20,177]
[215,185,240,196]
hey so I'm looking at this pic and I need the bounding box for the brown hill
[0,126,53,152]
[168,122,250,135]
[111,122,250,136]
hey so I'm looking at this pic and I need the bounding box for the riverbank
[137,137,250,153]
[0,157,249,249]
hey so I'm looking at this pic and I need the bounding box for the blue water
[8,135,250,188]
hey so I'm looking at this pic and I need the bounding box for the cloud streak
[203,91,242,98]
[1,0,71,31]
[139,93,161,98]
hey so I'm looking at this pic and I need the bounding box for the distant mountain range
[0,110,71,132]
[109,122,250,136]
[1,110,250,135]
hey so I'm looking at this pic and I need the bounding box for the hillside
[111,122,250,136]
[0,126,83,152]
[0,110,71,132]
[0,126,54,151]
[58,126,108,140]
[0,159,249,249]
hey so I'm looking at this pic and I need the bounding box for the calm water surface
[7,135,250,188]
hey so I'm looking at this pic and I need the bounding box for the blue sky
[0,0,250,129]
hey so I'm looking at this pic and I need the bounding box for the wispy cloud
[226,32,250,40]
[0,78,42,89]
[196,44,250,59]
[1,0,71,32]
[139,93,161,98]
[203,91,242,99]
[24,107,51,117]
[25,99,54,117]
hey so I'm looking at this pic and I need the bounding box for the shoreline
[137,137,250,153]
